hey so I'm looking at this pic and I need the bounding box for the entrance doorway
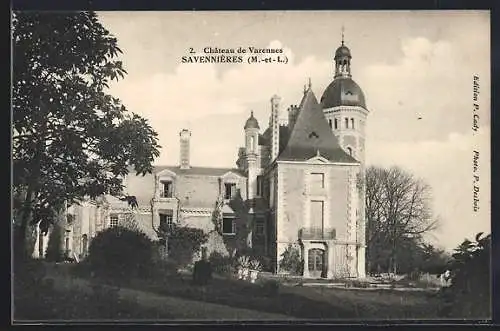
[308,248,326,278]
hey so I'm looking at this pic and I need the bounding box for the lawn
[14,260,446,321]
[79,269,444,320]
[13,261,174,321]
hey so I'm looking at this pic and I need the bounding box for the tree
[12,12,161,258]
[440,232,491,318]
[365,166,438,274]
[167,225,208,268]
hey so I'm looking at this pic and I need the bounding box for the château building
[32,37,369,279]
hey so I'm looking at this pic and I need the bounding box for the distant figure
[440,270,452,287]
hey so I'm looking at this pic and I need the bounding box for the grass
[93,270,444,320]
[15,260,447,321]
[13,260,174,321]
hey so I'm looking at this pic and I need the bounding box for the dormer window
[224,183,237,200]
[161,180,173,198]
[347,147,353,156]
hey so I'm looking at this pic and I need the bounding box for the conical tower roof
[278,87,358,163]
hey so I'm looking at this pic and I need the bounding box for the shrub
[45,224,64,262]
[192,260,212,285]
[167,225,208,268]
[87,226,154,279]
[209,252,234,275]
[279,244,303,275]
[439,232,491,318]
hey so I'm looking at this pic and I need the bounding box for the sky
[97,11,490,251]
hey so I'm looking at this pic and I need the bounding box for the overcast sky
[97,10,490,251]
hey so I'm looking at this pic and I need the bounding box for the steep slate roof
[277,87,359,163]
[154,166,246,177]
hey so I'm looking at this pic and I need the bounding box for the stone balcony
[299,227,336,241]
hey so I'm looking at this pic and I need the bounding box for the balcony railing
[299,227,336,240]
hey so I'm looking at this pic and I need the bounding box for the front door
[308,248,325,278]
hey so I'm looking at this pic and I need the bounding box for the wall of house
[276,161,360,275]
[125,172,155,206]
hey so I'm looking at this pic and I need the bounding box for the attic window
[308,131,319,139]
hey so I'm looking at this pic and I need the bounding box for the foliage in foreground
[439,232,491,318]
[279,244,303,275]
[12,11,161,257]
[87,226,155,278]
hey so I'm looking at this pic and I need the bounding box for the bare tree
[365,166,438,274]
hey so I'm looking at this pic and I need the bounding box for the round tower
[320,33,369,166]
[244,111,260,199]
[320,30,370,279]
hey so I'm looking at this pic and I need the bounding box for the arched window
[351,118,355,129]
[345,118,349,129]
[328,119,332,128]
[250,136,255,152]
[347,147,353,156]
[334,118,338,129]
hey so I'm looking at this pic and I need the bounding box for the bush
[87,226,154,279]
[279,244,303,276]
[192,260,212,285]
[167,225,208,268]
[209,252,234,275]
[45,224,64,262]
[439,232,491,318]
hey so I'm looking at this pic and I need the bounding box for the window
[161,180,173,198]
[310,173,325,190]
[159,210,174,232]
[110,214,119,227]
[250,136,255,152]
[255,219,265,236]
[328,119,332,128]
[345,117,349,128]
[310,200,325,230]
[351,118,355,129]
[334,118,338,129]
[256,176,263,196]
[346,147,353,156]
[222,218,236,235]
[224,183,236,200]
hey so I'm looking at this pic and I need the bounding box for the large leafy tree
[12,12,161,258]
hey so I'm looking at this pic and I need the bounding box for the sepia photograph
[12,10,491,322]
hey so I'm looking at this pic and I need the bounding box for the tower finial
[308,77,312,89]
[303,84,307,94]
[341,25,345,46]
[250,110,254,117]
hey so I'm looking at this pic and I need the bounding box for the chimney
[270,95,281,161]
[179,129,191,169]
[288,105,299,131]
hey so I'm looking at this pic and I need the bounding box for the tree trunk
[15,187,35,261]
